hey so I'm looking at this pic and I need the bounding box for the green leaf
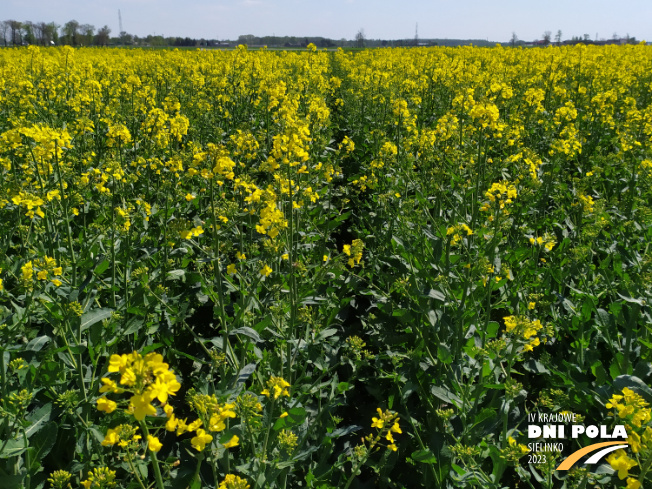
[236,363,257,386]
[427,310,438,327]
[437,343,452,364]
[0,439,26,459]
[529,464,545,482]
[167,269,185,280]
[29,421,57,466]
[591,362,607,385]
[26,336,51,352]
[81,308,113,332]
[275,446,319,468]
[411,449,437,464]
[273,406,307,431]
[231,327,262,343]
[1,351,8,378]
[317,328,338,340]
[451,463,466,476]
[472,408,497,428]
[273,416,287,431]
[169,463,195,489]
[431,385,461,406]
[0,474,25,489]
[523,359,549,374]
[617,293,645,305]
[25,403,52,438]
[95,259,110,275]
[609,362,621,380]
[337,382,351,393]
[89,427,105,444]
[326,425,361,438]
[426,289,446,301]
[288,406,307,421]
[134,460,148,481]
[141,343,164,355]
[486,321,500,339]
[595,308,612,328]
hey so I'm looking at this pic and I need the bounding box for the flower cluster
[11,191,46,218]
[343,239,364,268]
[606,449,638,481]
[278,429,299,453]
[101,424,142,449]
[106,123,132,147]
[577,192,595,213]
[47,470,72,489]
[607,387,652,428]
[98,351,181,421]
[603,387,652,486]
[261,376,291,400]
[370,408,402,451]
[218,474,250,489]
[481,181,518,213]
[80,467,117,489]
[501,435,530,463]
[20,256,63,287]
[529,234,556,251]
[185,390,239,451]
[447,223,473,246]
[503,315,545,352]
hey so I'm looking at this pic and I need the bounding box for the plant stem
[53,141,77,288]
[139,423,165,489]
[126,452,148,489]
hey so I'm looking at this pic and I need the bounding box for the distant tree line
[0,18,502,49]
[0,19,112,46]
[511,30,640,47]
[7,18,639,50]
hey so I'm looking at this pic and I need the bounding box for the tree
[237,34,256,46]
[22,21,35,45]
[7,20,23,45]
[119,31,134,45]
[510,32,518,47]
[355,28,365,48]
[542,31,551,45]
[145,34,165,47]
[555,30,562,44]
[95,25,111,46]
[79,24,94,45]
[0,21,8,46]
[32,22,44,45]
[61,19,80,45]
[48,22,59,45]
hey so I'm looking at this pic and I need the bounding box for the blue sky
[4,0,652,42]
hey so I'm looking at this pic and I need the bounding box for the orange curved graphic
[556,441,628,471]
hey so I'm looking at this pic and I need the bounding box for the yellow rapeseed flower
[96,397,117,414]
[190,429,213,451]
[147,434,163,452]
[261,376,290,399]
[260,264,272,277]
[607,449,637,480]
[223,435,239,448]
[218,474,250,489]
